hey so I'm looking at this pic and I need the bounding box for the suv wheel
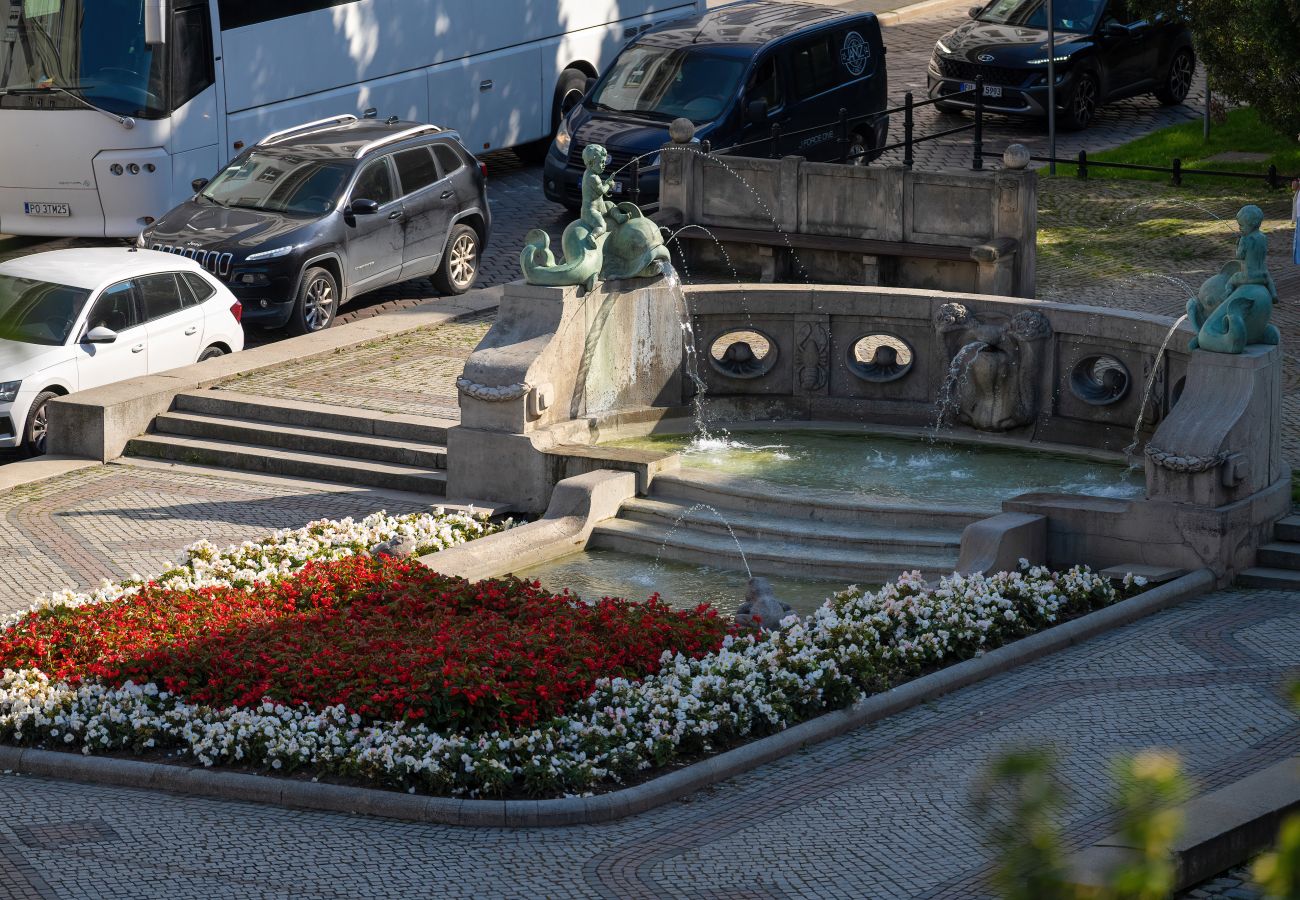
[1155,49,1195,105]
[1060,72,1098,131]
[22,390,58,456]
[433,225,480,295]
[289,267,339,335]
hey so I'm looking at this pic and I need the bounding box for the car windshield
[587,45,747,125]
[0,275,91,346]
[975,0,1103,33]
[0,0,168,118]
[201,152,353,216]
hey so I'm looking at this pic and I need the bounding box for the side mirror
[584,76,598,96]
[349,198,380,215]
[968,5,982,17]
[1103,21,1128,36]
[746,99,769,125]
[144,0,168,45]
[191,177,209,193]
[84,326,118,344]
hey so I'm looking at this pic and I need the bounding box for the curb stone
[0,569,1214,826]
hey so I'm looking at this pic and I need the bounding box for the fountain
[441,146,1289,604]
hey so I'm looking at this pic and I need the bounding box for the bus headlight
[554,118,572,156]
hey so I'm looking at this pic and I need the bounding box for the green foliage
[975,748,1074,900]
[1254,816,1300,900]
[1052,109,1300,186]
[1107,752,1189,900]
[1130,0,1300,137]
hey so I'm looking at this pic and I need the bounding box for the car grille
[0,415,12,438]
[148,244,234,279]
[939,58,1032,87]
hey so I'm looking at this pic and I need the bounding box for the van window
[790,33,840,98]
[745,55,782,109]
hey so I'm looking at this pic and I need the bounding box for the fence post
[903,92,914,170]
[1077,150,1087,180]
[1172,157,1181,187]
[629,155,640,206]
[1267,164,1278,190]
[770,123,781,159]
[972,76,984,171]
[837,108,849,163]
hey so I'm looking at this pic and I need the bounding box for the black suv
[927,0,1194,130]
[139,117,490,333]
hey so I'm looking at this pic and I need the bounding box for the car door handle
[440,190,454,199]
[184,326,198,336]
[130,344,145,353]
[388,210,403,220]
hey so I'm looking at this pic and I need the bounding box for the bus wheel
[515,68,589,163]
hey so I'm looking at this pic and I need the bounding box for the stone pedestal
[1144,345,1284,508]
[448,278,685,512]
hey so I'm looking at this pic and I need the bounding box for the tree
[1133,0,1300,138]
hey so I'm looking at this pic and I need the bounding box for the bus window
[171,3,215,111]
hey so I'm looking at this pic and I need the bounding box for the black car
[544,3,889,210]
[139,116,490,333]
[927,0,1195,130]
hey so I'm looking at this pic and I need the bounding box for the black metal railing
[980,147,1297,188]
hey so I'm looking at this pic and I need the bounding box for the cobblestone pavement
[1181,865,1263,899]
[0,465,430,615]
[215,312,494,419]
[0,587,1293,898]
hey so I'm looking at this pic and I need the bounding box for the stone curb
[877,0,968,26]
[0,569,1212,826]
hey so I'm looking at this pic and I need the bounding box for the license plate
[960,81,1003,98]
[24,202,70,217]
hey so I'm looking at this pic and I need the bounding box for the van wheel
[22,390,58,456]
[848,129,883,166]
[432,225,480,295]
[288,267,339,335]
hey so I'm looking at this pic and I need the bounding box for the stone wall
[658,147,1036,297]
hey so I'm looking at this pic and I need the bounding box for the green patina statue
[1187,205,1281,354]
[520,144,670,291]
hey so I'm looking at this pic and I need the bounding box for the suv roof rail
[353,124,443,159]
[258,114,359,146]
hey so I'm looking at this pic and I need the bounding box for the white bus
[0,0,705,238]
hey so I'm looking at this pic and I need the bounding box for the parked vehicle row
[542,0,1195,205]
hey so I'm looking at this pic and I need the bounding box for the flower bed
[0,547,1146,798]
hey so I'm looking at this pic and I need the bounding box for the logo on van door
[841,32,870,77]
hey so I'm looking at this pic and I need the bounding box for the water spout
[1123,313,1188,465]
[653,502,752,580]
[931,340,988,437]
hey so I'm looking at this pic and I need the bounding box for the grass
[1051,108,1300,187]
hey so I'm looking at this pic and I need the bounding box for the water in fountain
[663,268,724,445]
[1123,313,1189,465]
[651,502,753,580]
[930,341,988,438]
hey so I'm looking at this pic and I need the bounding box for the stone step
[619,497,963,551]
[1255,542,1300,571]
[153,411,447,469]
[648,470,989,531]
[174,390,453,444]
[125,434,447,496]
[1275,516,1300,543]
[590,518,958,583]
[1236,568,1300,590]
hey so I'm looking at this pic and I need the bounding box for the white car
[0,248,244,455]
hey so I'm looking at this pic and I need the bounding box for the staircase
[1238,515,1300,589]
[589,470,985,583]
[125,389,454,496]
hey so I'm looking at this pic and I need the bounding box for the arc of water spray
[1123,313,1189,465]
[930,341,987,439]
[652,503,752,580]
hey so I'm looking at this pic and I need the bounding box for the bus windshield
[0,275,91,347]
[201,152,354,216]
[0,0,167,118]
[587,45,746,125]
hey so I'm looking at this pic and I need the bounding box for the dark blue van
[542,2,889,211]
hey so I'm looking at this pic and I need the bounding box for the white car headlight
[245,245,297,262]
[0,380,21,403]
[935,39,952,55]
[554,118,572,156]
